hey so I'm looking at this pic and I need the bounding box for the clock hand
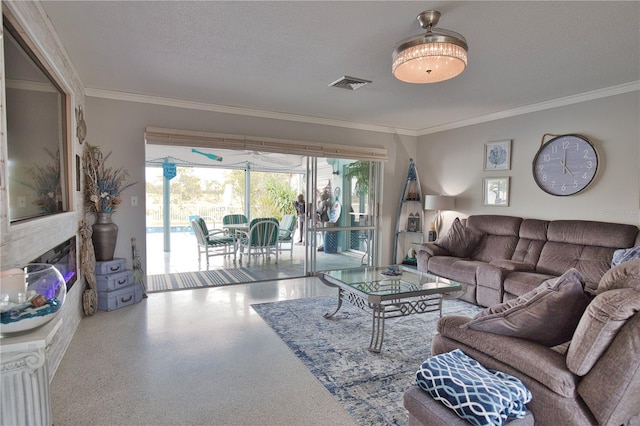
[560,159,575,177]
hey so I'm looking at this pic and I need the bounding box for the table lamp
[424,195,455,239]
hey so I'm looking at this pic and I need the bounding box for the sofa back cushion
[537,244,617,293]
[536,220,639,293]
[466,215,522,263]
[511,219,549,265]
[547,220,638,248]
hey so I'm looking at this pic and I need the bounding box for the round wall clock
[532,134,598,196]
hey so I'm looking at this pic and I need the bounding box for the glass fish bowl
[0,264,66,336]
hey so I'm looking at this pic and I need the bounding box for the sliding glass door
[304,157,380,275]
[144,146,381,279]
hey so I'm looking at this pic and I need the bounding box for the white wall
[1,1,85,380]
[416,91,640,231]
[84,96,418,269]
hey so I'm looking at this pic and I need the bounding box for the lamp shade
[392,36,467,84]
[392,10,468,84]
[424,195,455,211]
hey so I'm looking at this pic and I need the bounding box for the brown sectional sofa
[418,215,640,307]
[408,215,640,425]
[413,259,640,425]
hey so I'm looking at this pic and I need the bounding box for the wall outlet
[17,196,26,208]
[131,196,138,207]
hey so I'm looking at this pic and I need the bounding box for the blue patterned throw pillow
[416,349,532,426]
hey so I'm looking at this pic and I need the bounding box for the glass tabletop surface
[320,265,462,297]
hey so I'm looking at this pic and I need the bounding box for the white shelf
[393,159,424,264]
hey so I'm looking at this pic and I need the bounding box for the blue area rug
[148,268,261,292]
[252,295,482,425]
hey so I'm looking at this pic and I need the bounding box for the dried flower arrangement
[83,142,136,213]
[18,149,63,213]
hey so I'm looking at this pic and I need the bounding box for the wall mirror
[4,19,69,223]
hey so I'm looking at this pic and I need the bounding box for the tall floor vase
[92,212,118,261]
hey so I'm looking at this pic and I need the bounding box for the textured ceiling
[40,1,639,134]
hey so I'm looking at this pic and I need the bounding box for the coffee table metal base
[323,287,443,353]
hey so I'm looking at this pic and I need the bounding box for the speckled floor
[50,277,357,426]
[145,230,369,282]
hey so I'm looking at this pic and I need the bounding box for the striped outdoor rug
[148,269,261,292]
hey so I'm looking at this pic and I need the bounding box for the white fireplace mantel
[0,318,63,425]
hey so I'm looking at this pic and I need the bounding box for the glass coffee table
[318,265,465,353]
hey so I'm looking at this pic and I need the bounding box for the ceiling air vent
[328,76,372,91]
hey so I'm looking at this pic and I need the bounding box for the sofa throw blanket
[416,349,532,426]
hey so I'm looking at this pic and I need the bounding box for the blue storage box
[96,270,133,292]
[95,258,126,276]
[98,282,142,311]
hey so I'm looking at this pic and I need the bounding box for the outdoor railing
[146,204,244,227]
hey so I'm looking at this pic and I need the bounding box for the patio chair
[278,213,297,256]
[190,216,236,267]
[237,217,279,266]
[222,213,249,251]
[222,214,248,227]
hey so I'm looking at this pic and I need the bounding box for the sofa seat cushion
[566,288,640,376]
[464,269,591,346]
[503,271,555,298]
[437,316,578,397]
[404,385,478,426]
[403,386,535,426]
[415,349,532,425]
[489,260,535,272]
[437,217,484,258]
[428,257,482,285]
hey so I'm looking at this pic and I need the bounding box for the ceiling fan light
[392,10,468,84]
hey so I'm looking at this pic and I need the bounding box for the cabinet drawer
[95,258,126,275]
[95,270,133,292]
[98,283,142,311]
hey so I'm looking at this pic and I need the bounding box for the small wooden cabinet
[393,159,424,267]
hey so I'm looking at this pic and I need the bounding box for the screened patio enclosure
[145,143,382,280]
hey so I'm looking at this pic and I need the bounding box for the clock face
[532,134,598,196]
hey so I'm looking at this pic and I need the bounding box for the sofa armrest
[418,242,450,272]
[436,316,577,398]
[420,242,449,257]
[475,261,536,306]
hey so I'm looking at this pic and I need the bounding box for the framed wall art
[407,214,420,232]
[483,177,510,206]
[484,140,511,170]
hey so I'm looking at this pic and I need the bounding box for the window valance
[144,127,388,161]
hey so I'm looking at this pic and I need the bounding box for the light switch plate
[131,196,138,207]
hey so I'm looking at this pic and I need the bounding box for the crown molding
[86,81,639,138]
[417,81,640,136]
[84,88,417,137]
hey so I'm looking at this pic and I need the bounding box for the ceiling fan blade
[191,148,223,161]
